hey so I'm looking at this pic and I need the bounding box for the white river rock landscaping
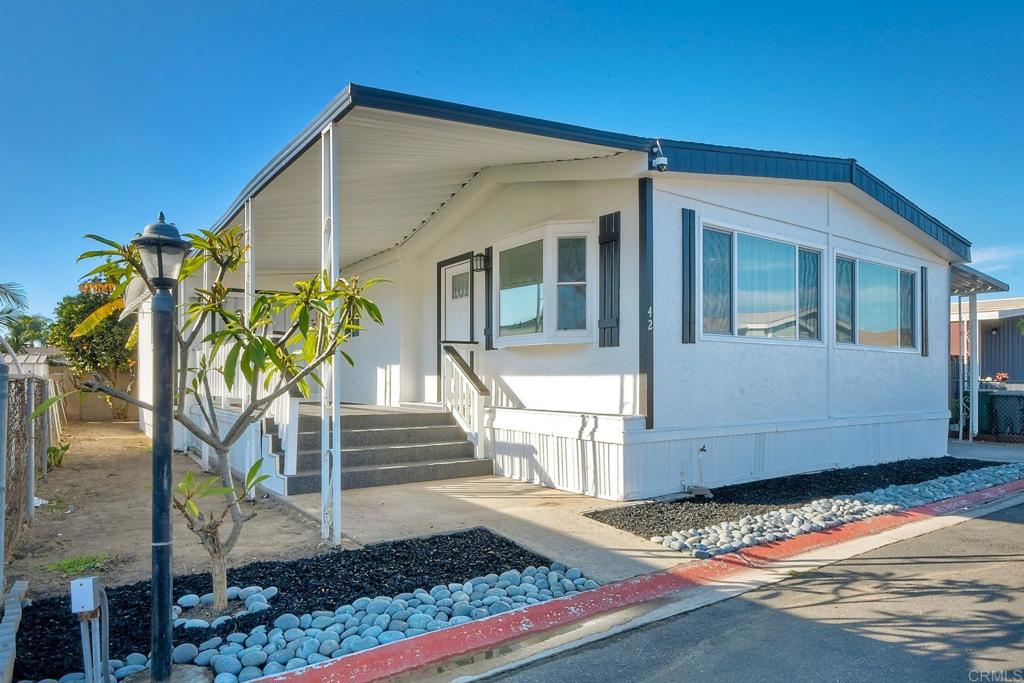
[650,463,1024,559]
[25,563,599,683]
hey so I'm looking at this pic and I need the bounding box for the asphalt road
[493,502,1024,683]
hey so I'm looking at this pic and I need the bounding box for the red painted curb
[260,477,1024,683]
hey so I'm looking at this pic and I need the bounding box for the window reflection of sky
[858,261,899,346]
[737,234,796,338]
[499,239,544,336]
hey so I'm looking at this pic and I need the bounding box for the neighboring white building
[139,84,1007,509]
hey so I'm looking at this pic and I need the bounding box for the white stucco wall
[179,150,962,501]
[632,175,951,498]
[345,170,643,416]
[336,258,405,406]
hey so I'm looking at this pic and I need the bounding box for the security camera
[652,140,668,172]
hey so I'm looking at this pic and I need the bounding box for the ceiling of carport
[247,107,627,276]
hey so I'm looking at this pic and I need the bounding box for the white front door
[442,260,472,342]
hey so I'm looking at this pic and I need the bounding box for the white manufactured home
[139,84,1006,511]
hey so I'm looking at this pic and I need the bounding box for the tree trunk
[211,446,240,612]
[211,548,229,611]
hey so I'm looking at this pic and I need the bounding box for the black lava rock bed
[587,456,1001,539]
[15,528,549,681]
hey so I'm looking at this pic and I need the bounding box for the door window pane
[899,270,916,348]
[702,229,732,334]
[798,249,820,341]
[499,240,544,337]
[836,257,855,343]
[451,271,469,300]
[557,237,587,330]
[737,234,796,339]
[857,261,899,347]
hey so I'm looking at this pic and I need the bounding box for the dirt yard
[7,421,323,597]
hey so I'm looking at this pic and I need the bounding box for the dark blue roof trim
[851,165,971,260]
[659,140,971,260]
[209,83,971,263]
[350,84,652,152]
[659,140,854,182]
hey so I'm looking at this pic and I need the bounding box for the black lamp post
[132,213,188,682]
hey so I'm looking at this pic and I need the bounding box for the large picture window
[702,228,821,341]
[494,221,595,346]
[835,256,916,349]
[499,240,544,337]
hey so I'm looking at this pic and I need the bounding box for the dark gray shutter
[484,246,494,350]
[598,212,621,347]
[681,208,697,343]
[920,265,928,356]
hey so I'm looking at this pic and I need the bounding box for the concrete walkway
[493,501,1024,683]
[286,476,685,583]
[948,438,1024,463]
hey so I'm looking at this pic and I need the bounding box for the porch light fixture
[132,212,189,289]
[131,211,187,683]
[472,252,490,272]
[991,328,998,336]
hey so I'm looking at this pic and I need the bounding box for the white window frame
[698,220,825,347]
[834,253,918,352]
[492,220,598,348]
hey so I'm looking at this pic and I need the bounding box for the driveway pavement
[949,437,1024,463]
[493,502,1024,683]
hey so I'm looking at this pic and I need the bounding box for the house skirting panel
[621,413,949,500]
[488,408,642,501]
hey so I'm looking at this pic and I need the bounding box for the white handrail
[440,344,491,458]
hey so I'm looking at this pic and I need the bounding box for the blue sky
[1,1,1022,317]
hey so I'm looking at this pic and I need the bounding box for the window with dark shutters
[598,211,621,347]
[681,208,697,343]
[920,265,929,356]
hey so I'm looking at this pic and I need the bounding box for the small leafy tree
[48,290,136,418]
[52,227,382,609]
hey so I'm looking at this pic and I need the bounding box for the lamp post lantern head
[132,212,189,289]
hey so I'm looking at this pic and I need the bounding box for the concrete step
[297,411,455,431]
[294,441,476,471]
[283,458,493,494]
[295,424,466,450]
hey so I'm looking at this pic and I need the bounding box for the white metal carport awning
[210,84,653,278]
[951,263,1009,296]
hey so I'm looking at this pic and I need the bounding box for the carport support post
[200,260,211,470]
[320,121,343,545]
[243,197,258,499]
[957,296,965,440]
[969,293,979,439]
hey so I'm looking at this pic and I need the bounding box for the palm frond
[0,282,27,311]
